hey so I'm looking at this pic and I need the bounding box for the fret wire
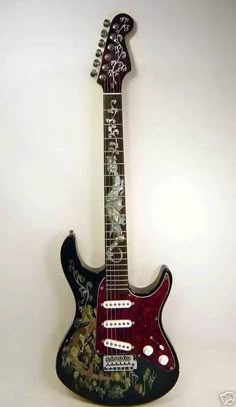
[106,288,128,291]
[106,279,128,281]
[104,124,123,126]
[104,108,122,111]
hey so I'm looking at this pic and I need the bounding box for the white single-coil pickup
[102,300,132,309]
[104,339,133,351]
[103,319,132,328]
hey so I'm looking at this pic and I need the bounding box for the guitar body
[56,233,179,405]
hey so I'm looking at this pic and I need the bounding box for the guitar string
[104,76,109,357]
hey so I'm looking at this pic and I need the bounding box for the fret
[104,108,122,111]
[103,92,122,95]
[104,247,127,250]
[104,137,124,140]
[106,279,128,282]
[104,123,123,126]
[105,266,128,268]
[104,150,124,153]
[106,288,128,291]
[104,237,127,240]
[106,275,128,277]
[104,163,125,165]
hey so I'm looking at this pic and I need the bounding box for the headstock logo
[219,392,236,406]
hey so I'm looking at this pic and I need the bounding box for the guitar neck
[103,92,129,294]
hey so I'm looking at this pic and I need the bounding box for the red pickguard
[96,272,176,371]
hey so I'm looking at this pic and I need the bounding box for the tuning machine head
[101,29,108,38]
[90,69,98,78]
[90,13,134,88]
[103,19,110,28]
[95,49,103,58]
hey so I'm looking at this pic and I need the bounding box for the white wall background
[0,0,235,406]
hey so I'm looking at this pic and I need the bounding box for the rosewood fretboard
[103,93,128,296]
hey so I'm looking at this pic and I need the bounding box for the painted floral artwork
[61,262,157,400]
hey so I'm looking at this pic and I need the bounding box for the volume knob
[143,345,153,356]
[158,354,169,366]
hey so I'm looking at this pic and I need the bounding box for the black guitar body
[56,233,179,405]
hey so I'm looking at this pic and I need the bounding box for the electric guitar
[56,13,179,405]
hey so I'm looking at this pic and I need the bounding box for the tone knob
[93,59,100,68]
[143,345,153,356]
[98,39,105,47]
[95,49,102,57]
[90,69,97,78]
[158,354,169,366]
[103,19,110,28]
[101,29,107,38]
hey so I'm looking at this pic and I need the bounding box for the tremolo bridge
[103,354,137,372]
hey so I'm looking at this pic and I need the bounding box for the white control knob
[143,345,153,356]
[158,354,169,365]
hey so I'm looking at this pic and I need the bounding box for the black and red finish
[56,234,179,405]
[56,13,179,405]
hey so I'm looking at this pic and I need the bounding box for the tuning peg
[110,33,116,41]
[108,43,115,51]
[113,23,119,30]
[99,74,106,81]
[103,19,110,28]
[98,39,105,47]
[93,59,100,68]
[95,49,102,57]
[102,64,109,72]
[101,29,107,38]
[90,69,98,78]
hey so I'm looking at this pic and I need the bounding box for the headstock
[90,14,134,93]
